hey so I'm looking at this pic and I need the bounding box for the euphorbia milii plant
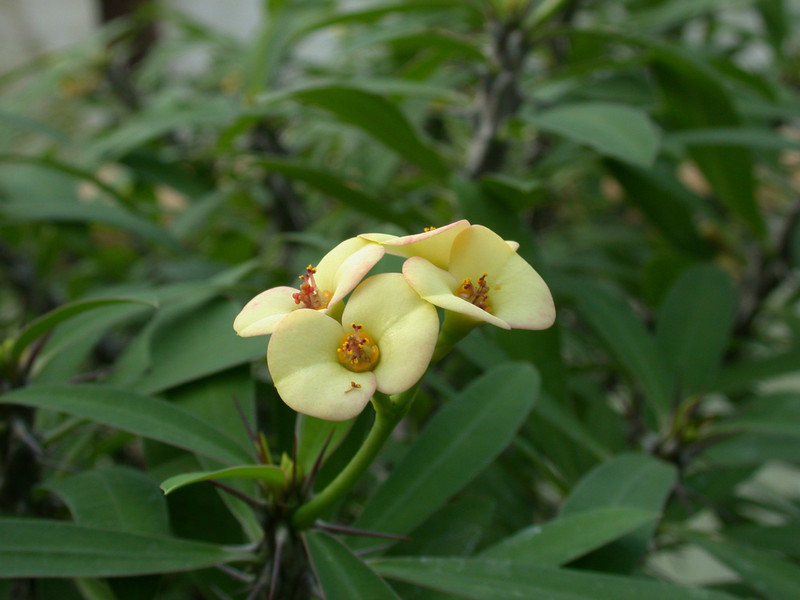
[231,221,555,532]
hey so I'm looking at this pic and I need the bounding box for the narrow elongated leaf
[87,98,241,160]
[525,102,661,168]
[707,393,800,438]
[160,465,285,495]
[302,0,474,29]
[656,264,737,394]
[389,494,495,557]
[533,391,611,460]
[305,531,400,600]
[9,297,156,365]
[713,347,800,393]
[288,85,448,176]
[701,432,800,466]
[353,363,539,542]
[0,519,251,577]
[0,200,180,249]
[0,384,254,465]
[651,48,764,234]
[629,0,753,32]
[560,278,673,426]
[481,507,658,566]
[372,557,740,600]
[667,128,800,151]
[686,533,800,600]
[349,28,483,61]
[129,298,267,394]
[727,523,800,560]
[561,453,676,573]
[41,467,169,536]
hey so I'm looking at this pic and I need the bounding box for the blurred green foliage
[2,0,800,598]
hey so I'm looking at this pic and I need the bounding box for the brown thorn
[208,480,266,509]
[313,521,411,542]
[302,428,336,497]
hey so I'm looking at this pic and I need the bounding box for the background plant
[2,0,800,598]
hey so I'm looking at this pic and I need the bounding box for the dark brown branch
[735,199,800,336]
[466,19,527,178]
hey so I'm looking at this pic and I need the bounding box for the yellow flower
[266,273,438,421]
[402,225,555,330]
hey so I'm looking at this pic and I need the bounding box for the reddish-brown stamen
[292,265,332,309]
[455,273,491,311]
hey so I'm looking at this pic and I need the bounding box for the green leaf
[650,47,764,234]
[656,264,737,394]
[713,347,800,393]
[353,363,539,542]
[305,531,400,600]
[389,494,495,557]
[41,467,169,536]
[296,415,354,477]
[372,557,740,600]
[559,278,673,426]
[524,102,661,168]
[686,533,800,600]
[160,465,285,495]
[533,391,611,461]
[127,298,267,394]
[628,0,753,32]
[605,161,712,256]
[561,453,677,573]
[727,523,800,560]
[667,127,800,151]
[87,98,242,160]
[0,518,251,577]
[285,85,448,177]
[348,28,484,61]
[480,507,658,566]
[707,393,800,439]
[9,297,156,366]
[0,384,254,465]
[301,0,476,32]
[700,432,800,466]
[0,200,180,249]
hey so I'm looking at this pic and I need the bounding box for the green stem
[291,402,403,531]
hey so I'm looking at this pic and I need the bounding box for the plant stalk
[290,403,403,530]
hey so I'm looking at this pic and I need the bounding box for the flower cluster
[234,221,555,421]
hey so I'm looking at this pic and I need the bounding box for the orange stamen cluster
[336,323,380,373]
[292,265,332,310]
[455,273,491,311]
[423,226,437,232]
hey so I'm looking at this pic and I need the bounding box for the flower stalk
[290,393,413,530]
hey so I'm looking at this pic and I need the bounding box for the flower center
[455,273,491,312]
[292,265,332,310]
[337,323,380,373]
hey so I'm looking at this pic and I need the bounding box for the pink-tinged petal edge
[328,243,385,307]
[360,220,470,269]
[402,256,511,329]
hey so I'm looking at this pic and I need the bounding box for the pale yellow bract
[266,273,438,421]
